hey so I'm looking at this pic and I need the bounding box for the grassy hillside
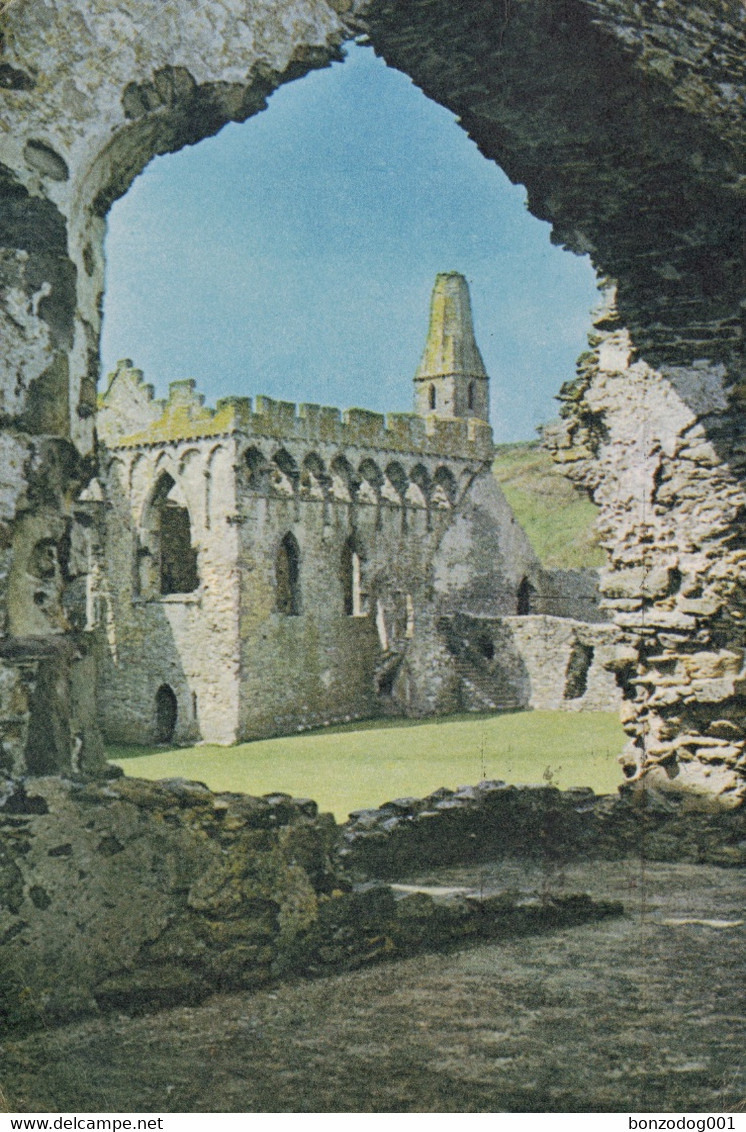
[493,440,604,569]
[109,710,625,821]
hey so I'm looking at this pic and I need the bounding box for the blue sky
[101,43,599,443]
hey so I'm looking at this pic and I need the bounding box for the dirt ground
[2,858,744,1114]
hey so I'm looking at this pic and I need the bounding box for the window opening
[160,501,199,595]
[155,684,177,743]
[276,532,301,615]
[564,642,594,700]
[342,538,366,616]
[517,576,534,616]
[428,384,436,411]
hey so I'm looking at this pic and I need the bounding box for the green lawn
[109,710,625,821]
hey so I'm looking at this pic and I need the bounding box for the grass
[493,440,604,569]
[108,709,625,821]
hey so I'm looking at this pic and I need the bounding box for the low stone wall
[0,772,622,1034]
[338,781,746,879]
[501,615,623,712]
[434,613,622,714]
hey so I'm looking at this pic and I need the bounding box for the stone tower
[413,273,490,421]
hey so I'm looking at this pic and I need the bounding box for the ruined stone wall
[500,615,622,713]
[0,772,623,1034]
[548,293,746,800]
[340,780,746,879]
[430,612,621,715]
[96,440,241,746]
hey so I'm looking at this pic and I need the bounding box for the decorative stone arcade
[0,0,744,800]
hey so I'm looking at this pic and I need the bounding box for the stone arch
[271,448,298,497]
[275,531,301,616]
[407,464,430,509]
[1,0,745,793]
[432,465,457,508]
[300,452,327,499]
[383,461,408,505]
[205,443,230,527]
[243,445,268,492]
[127,452,145,494]
[177,447,201,477]
[517,576,535,617]
[330,455,355,503]
[155,683,178,744]
[358,458,383,506]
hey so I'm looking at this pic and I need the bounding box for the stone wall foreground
[0,772,626,1034]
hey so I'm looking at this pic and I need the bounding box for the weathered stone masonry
[1,0,743,794]
[93,274,619,745]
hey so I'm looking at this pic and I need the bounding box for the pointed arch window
[342,537,366,616]
[428,383,436,411]
[142,473,199,597]
[276,532,301,615]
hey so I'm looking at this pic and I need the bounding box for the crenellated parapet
[98,363,494,462]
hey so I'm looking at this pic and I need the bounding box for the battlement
[100,365,494,461]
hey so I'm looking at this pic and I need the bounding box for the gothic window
[342,537,366,616]
[428,383,436,410]
[160,501,199,595]
[143,473,199,597]
[276,532,301,615]
[467,381,475,410]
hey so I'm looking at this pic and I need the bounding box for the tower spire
[413,273,489,420]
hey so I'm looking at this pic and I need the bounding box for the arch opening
[155,684,177,744]
[142,473,199,598]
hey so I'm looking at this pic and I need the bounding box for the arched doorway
[155,684,178,744]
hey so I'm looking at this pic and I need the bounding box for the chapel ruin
[93,273,620,745]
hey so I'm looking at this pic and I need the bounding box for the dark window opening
[155,684,177,743]
[276,532,301,615]
[564,642,594,700]
[428,383,436,410]
[517,576,535,616]
[378,669,397,697]
[160,502,199,595]
[476,632,494,660]
[467,381,475,410]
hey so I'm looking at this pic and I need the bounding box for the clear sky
[101,42,600,443]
